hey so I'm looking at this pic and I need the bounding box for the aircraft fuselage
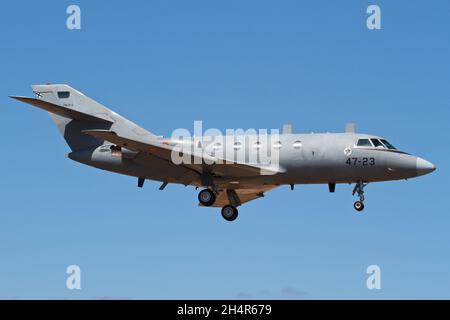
[68,132,434,188]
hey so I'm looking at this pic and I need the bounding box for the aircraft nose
[416,157,436,176]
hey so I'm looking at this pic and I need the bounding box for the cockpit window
[380,139,396,150]
[356,138,373,147]
[370,138,384,148]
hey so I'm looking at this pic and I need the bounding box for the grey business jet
[10,84,436,221]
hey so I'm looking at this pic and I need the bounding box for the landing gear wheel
[198,189,216,206]
[354,201,365,212]
[221,205,238,221]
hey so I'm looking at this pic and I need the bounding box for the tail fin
[11,84,156,151]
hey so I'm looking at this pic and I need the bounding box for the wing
[82,130,282,178]
[205,185,279,207]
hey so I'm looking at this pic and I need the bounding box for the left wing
[83,130,283,178]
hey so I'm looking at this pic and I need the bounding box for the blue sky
[0,0,449,299]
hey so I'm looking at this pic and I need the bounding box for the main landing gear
[352,182,368,212]
[198,188,239,222]
[221,205,239,222]
[198,189,216,206]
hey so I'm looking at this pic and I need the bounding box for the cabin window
[370,138,384,148]
[380,139,396,150]
[292,140,302,149]
[356,138,372,147]
[233,142,242,150]
[253,141,262,149]
[273,141,282,149]
[57,91,70,99]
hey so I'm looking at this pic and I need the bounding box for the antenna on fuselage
[345,123,356,133]
[282,123,293,134]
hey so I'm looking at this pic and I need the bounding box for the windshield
[356,137,398,150]
[370,138,384,148]
[380,139,396,150]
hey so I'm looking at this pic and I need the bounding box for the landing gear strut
[198,189,216,206]
[352,182,368,212]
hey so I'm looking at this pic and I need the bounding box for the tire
[221,205,238,221]
[198,189,216,206]
[353,201,365,212]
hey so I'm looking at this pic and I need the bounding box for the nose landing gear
[353,200,364,211]
[352,182,368,212]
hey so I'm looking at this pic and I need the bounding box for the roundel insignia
[344,147,352,156]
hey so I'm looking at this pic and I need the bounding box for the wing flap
[205,185,279,207]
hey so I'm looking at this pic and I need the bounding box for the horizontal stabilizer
[9,96,114,124]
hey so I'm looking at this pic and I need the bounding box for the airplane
[9,84,436,222]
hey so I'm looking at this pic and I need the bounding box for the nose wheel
[352,182,368,212]
[353,201,365,211]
